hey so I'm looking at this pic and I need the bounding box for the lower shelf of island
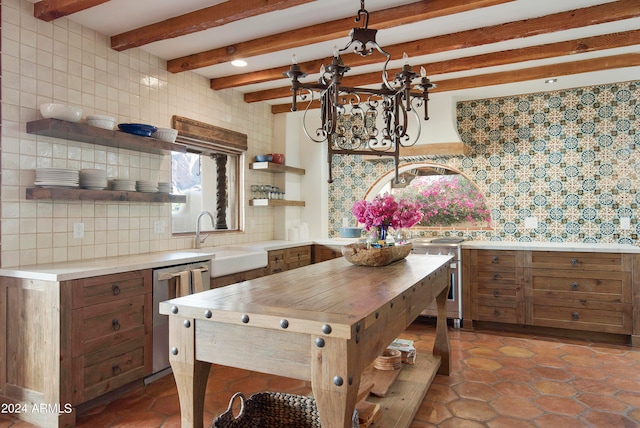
[26,187,187,203]
[249,198,305,207]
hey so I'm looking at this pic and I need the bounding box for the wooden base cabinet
[467,250,525,324]
[526,251,633,335]
[0,270,152,427]
[464,249,639,344]
[267,245,311,274]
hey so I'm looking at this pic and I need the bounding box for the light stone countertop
[461,240,640,253]
[0,250,215,282]
[0,239,359,282]
[4,238,637,282]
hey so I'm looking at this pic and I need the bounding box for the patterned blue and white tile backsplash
[328,80,639,245]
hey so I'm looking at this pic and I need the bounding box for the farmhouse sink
[207,246,268,278]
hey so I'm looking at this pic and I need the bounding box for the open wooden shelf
[26,187,187,203]
[249,198,305,207]
[26,118,187,155]
[249,162,305,175]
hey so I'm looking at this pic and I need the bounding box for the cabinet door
[313,245,343,263]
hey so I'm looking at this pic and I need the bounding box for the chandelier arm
[301,89,328,144]
[399,107,422,147]
[381,53,394,91]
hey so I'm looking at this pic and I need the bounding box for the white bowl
[152,127,178,143]
[40,103,82,122]
[86,115,116,130]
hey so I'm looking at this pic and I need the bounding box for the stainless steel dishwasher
[146,260,211,383]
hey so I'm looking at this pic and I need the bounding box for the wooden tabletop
[160,254,452,338]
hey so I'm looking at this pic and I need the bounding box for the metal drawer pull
[493,273,500,280]
[571,282,578,290]
[112,283,120,296]
[112,364,121,375]
[492,256,499,264]
[571,258,579,265]
[112,319,121,331]
[493,290,499,297]
[571,312,579,321]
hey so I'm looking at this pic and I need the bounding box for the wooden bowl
[341,243,412,267]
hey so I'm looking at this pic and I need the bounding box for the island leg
[433,283,451,375]
[311,337,360,428]
[169,316,211,428]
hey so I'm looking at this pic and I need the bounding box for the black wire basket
[212,391,359,428]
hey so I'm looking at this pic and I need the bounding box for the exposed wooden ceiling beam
[245,29,640,103]
[168,0,513,74]
[110,0,315,52]
[212,0,640,90]
[33,0,110,21]
[270,53,640,114]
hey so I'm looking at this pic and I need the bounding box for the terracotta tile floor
[2,320,640,427]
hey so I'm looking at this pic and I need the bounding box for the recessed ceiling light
[545,78,558,84]
[231,59,247,67]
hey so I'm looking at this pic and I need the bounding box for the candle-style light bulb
[292,53,298,65]
[403,52,409,65]
[420,66,426,78]
[333,45,340,58]
[320,64,325,75]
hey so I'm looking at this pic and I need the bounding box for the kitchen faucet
[195,211,215,249]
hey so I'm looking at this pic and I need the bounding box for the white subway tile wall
[1,0,276,267]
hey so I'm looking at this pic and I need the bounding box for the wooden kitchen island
[160,254,452,428]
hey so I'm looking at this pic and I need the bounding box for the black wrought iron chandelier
[284,0,435,183]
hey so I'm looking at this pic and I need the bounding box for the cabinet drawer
[73,337,147,403]
[476,250,517,269]
[531,298,632,334]
[530,269,630,303]
[72,294,148,356]
[477,269,518,287]
[72,270,151,308]
[268,250,286,274]
[473,297,522,324]
[529,251,624,271]
[284,246,311,263]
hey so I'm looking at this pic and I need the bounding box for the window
[171,152,241,234]
[376,165,492,229]
[169,116,247,235]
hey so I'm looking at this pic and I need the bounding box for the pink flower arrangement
[351,193,424,231]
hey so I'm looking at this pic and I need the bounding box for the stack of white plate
[158,182,171,193]
[79,169,108,190]
[111,179,136,192]
[136,180,158,193]
[34,168,79,187]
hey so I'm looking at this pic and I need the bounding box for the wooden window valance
[172,115,247,155]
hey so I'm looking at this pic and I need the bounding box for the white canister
[288,227,299,241]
